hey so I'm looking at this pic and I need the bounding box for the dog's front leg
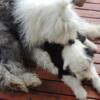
[32,48,58,75]
[62,75,87,100]
[88,64,100,93]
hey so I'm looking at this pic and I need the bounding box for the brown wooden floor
[0,0,100,100]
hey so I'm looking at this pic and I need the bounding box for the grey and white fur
[0,0,100,98]
[0,22,41,92]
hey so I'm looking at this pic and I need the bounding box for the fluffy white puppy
[62,40,100,100]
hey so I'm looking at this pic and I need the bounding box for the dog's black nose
[68,40,75,45]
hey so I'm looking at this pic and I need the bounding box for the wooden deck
[0,0,100,100]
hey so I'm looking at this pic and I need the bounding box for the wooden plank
[33,80,100,99]
[76,3,100,11]
[95,40,100,44]
[0,92,66,100]
[84,18,100,23]
[0,92,30,100]
[94,54,100,64]
[36,68,58,80]
[97,44,100,54]
[0,91,96,100]
[87,0,100,4]
[76,9,100,18]
[95,64,100,73]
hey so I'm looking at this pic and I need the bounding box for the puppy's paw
[93,78,100,93]
[4,72,28,92]
[21,73,42,88]
[75,88,87,100]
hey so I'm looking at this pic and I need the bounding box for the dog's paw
[4,72,28,92]
[21,73,42,88]
[92,77,100,93]
[92,78,100,93]
[75,88,87,100]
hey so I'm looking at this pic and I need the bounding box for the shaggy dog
[0,0,100,98]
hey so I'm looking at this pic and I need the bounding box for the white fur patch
[13,0,80,47]
[13,0,100,48]
[62,40,91,74]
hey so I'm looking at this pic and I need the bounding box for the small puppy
[41,34,100,100]
[62,39,100,100]
[41,33,97,76]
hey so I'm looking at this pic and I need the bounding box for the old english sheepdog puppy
[0,0,100,95]
[42,35,100,100]
[62,40,100,100]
